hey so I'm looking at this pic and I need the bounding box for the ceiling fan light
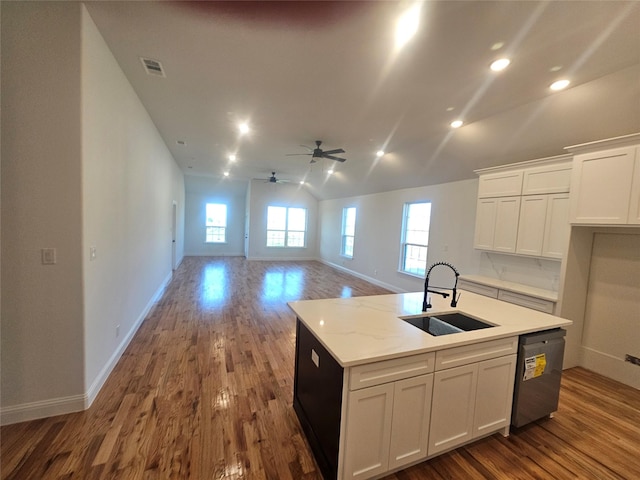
[376,150,385,157]
[451,120,463,129]
[238,122,250,135]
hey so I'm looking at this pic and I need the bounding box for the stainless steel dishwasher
[511,328,566,428]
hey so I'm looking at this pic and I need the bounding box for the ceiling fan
[266,172,289,183]
[287,140,346,163]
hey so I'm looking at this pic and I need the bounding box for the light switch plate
[90,246,97,261]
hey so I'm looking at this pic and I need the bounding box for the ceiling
[84,1,640,200]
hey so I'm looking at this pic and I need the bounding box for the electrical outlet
[116,324,120,338]
[625,354,640,366]
[41,248,57,265]
[90,246,97,261]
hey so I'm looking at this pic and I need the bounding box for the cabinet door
[628,146,640,224]
[542,194,570,258]
[570,146,637,224]
[516,195,548,256]
[493,197,521,253]
[478,170,523,198]
[473,355,517,439]
[474,198,497,250]
[343,383,394,480]
[388,374,433,470]
[428,364,477,456]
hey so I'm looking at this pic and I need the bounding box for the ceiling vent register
[140,57,166,77]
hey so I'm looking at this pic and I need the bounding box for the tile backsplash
[478,252,561,292]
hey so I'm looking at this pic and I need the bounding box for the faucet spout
[422,261,460,311]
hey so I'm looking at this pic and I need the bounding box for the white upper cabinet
[474,155,572,259]
[522,162,572,195]
[566,134,640,225]
[478,170,523,198]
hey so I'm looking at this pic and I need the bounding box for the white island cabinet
[289,291,571,480]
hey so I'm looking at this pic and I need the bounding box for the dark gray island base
[293,319,343,480]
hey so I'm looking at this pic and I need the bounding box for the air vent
[140,57,166,77]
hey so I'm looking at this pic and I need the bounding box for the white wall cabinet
[474,196,521,253]
[516,193,569,258]
[569,144,640,225]
[343,374,433,479]
[474,156,571,259]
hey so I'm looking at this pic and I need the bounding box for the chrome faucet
[422,261,461,311]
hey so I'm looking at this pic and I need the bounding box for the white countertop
[459,275,558,302]
[288,291,572,367]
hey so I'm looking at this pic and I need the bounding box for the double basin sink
[402,312,494,336]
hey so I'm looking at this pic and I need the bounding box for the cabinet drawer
[458,279,499,298]
[349,353,435,391]
[522,162,572,195]
[435,337,518,371]
[497,290,555,314]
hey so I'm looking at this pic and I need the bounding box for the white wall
[558,227,640,374]
[247,179,319,260]
[81,6,185,404]
[0,2,185,425]
[184,175,247,256]
[319,179,481,292]
[1,2,86,417]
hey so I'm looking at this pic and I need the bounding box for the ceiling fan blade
[322,148,345,155]
[286,153,312,156]
[324,155,346,162]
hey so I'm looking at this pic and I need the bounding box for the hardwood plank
[2,257,639,480]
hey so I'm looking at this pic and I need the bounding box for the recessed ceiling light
[446,106,455,112]
[491,42,504,51]
[550,65,562,72]
[490,58,510,72]
[395,2,422,51]
[376,150,385,157]
[328,168,334,175]
[238,122,250,135]
[228,154,236,162]
[176,140,186,146]
[299,180,305,185]
[451,120,463,129]
[223,171,229,177]
[550,79,570,91]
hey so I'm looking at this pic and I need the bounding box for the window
[341,207,356,258]
[205,203,227,243]
[400,202,431,276]
[267,206,307,247]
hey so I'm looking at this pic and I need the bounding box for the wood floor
[2,257,639,480]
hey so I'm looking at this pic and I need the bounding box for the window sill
[205,242,228,245]
[340,254,353,260]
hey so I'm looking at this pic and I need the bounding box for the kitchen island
[288,290,572,480]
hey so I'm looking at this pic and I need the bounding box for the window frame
[399,201,432,277]
[205,203,228,244]
[341,206,357,258]
[266,206,308,248]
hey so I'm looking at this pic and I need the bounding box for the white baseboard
[319,259,405,293]
[580,346,640,390]
[0,272,173,426]
[0,394,87,426]
[184,252,245,257]
[247,256,319,261]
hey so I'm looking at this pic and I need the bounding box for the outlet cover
[41,248,57,265]
[90,246,97,261]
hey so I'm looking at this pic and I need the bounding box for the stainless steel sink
[402,312,494,336]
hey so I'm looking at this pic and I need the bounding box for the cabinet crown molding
[474,154,572,176]
[565,132,640,155]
